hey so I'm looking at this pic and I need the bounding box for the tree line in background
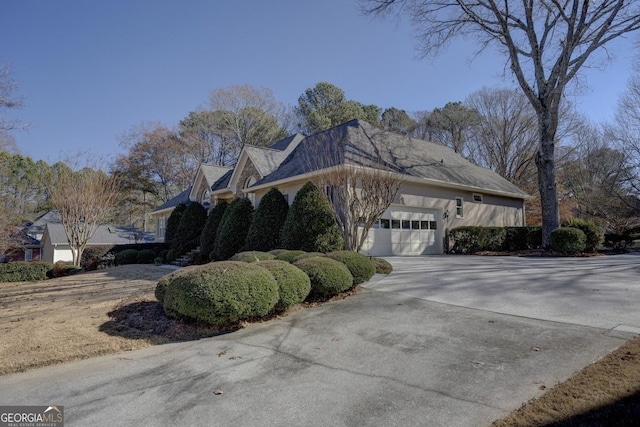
[2,60,640,250]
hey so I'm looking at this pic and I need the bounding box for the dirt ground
[1,264,640,425]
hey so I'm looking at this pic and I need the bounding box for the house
[2,211,62,262]
[40,223,155,263]
[150,119,530,256]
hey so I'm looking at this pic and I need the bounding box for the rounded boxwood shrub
[157,249,169,263]
[291,252,325,263]
[230,251,276,263]
[213,198,254,261]
[325,250,376,285]
[255,260,311,312]
[161,261,278,325]
[245,188,289,252]
[371,257,393,274]
[268,249,289,256]
[280,181,344,253]
[562,218,603,253]
[550,227,586,253]
[275,250,307,263]
[115,249,139,265]
[200,200,228,261]
[137,249,157,264]
[293,257,353,300]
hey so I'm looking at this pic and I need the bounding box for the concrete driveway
[0,254,638,426]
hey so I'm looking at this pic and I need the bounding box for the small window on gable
[455,197,464,218]
[473,193,483,203]
[25,249,33,262]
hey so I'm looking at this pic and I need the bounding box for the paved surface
[1,255,638,427]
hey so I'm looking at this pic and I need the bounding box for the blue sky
[2,0,637,165]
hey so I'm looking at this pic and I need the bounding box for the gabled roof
[25,210,62,237]
[189,164,233,201]
[253,119,529,199]
[213,133,304,193]
[44,223,155,246]
[152,187,191,213]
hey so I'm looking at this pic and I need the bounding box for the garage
[360,206,441,256]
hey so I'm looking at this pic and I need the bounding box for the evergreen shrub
[371,257,393,274]
[200,201,228,262]
[213,198,254,261]
[325,250,375,285]
[137,249,156,264]
[245,188,289,252]
[0,261,53,282]
[230,251,276,263]
[550,227,586,253]
[115,249,139,265]
[174,202,208,253]
[160,261,278,325]
[293,257,353,300]
[275,250,307,263]
[562,218,603,252]
[280,182,343,253]
[255,260,311,312]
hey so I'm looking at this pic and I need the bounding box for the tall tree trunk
[536,105,560,248]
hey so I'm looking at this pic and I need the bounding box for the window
[411,220,420,230]
[391,219,401,229]
[455,197,464,218]
[157,217,166,240]
[420,220,429,230]
[244,177,256,205]
[283,194,289,204]
[402,220,410,229]
[25,249,33,262]
[380,219,391,229]
[430,221,438,230]
[473,193,483,203]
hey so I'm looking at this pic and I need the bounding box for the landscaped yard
[1,263,639,425]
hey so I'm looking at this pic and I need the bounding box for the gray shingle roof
[254,119,529,198]
[200,164,233,187]
[211,170,233,191]
[45,223,155,245]
[25,210,62,237]
[244,134,304,177]
[152,187,192,212]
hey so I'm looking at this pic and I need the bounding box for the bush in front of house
[164,203,188,250]
[325,250,376,285]
[200,201,228,263]
[562,218,603,253]
[255,260,311,312]
[449,226,506,253]
[245,188,289,252]
[503,227,536,251]
[526,227,543,249]
[0,261,53,282]
[137,249,157,264]
[160,261,279,325]
[604,231,635,252]
[371,257,393,274]
[174,201,208,253]
[115,249,139,265]
[213,198,254,261]
[268,249,289,256]
[293,257,353,300]
[550,227,586,254]
[157,249,169,263]
[230,251,276,263]
[275,250,307,263]
[280,181,344,253]
[291,252,325,263]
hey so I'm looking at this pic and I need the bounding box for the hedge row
[449,220,603,254]
[0,262,53,283]
[155,249,379,325]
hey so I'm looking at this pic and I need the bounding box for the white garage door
[360,207,441,256]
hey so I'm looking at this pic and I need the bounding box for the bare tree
[208,84,288,151]
[303,126,404,252]
[46,158,122,267]
[363,0,640,246]
[613,75,640,198]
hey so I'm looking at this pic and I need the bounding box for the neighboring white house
[150,119,530,256]
[40,223,155,263]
